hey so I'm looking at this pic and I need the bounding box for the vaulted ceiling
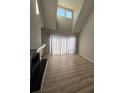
[58,0,83,10]
[39,0,94,33]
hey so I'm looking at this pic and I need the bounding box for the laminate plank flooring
[40,55,93,93]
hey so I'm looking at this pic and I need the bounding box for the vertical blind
[50,34,76,56]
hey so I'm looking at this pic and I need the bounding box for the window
[57,7,73,19]
[57,7,65,17]
[36,0,39,15]
[50,35,76,55]
[66,10,72,19]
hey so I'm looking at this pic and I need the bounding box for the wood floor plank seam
[41,55,94,93]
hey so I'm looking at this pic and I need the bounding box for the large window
[57,7,73,19]
[50,35,76,56]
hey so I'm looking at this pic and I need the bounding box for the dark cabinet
[30,53,47,92]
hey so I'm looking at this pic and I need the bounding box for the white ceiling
[58,0,83,10]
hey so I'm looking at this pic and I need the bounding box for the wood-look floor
[39,55,94,93]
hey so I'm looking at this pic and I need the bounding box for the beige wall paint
[38,0,44,28]
[73,0,94,33]
[73,0,84,28]
[79,11,94,62]
[30,0,42,49]
[57,16,73,33]
[41,30,50,54]
[41,0,57,30]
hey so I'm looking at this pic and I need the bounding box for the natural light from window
[50,35,76,56]
[36,0,39,15]
[57,7,72,19]
[66,10,72,19]
[57,7,65,17]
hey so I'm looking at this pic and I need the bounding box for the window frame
[57,5,73,19]
[66,10,73,19]
[57,7,65,17]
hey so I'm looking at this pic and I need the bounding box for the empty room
[30,0,94,93]
[2,0,124,93]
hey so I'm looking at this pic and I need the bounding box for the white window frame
[57,6,73,19]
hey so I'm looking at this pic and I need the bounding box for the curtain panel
[50,34,76,56]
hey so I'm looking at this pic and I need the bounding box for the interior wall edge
[79,9,94,34]
[79,53,94,63]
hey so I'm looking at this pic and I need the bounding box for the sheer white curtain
[50,34,76,56]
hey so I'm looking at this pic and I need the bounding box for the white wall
[79,11,94,62]
[30,0,42,49]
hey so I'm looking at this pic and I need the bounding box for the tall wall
[41,29,50,54]
[79,11,94,62]
[57,16,73,33]
[30,0,42,49]
[73,0,84,28]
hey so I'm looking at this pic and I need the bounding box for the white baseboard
[79,54,94,63]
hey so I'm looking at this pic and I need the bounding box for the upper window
[57,7,73,19]
[57,7,65,17]
[36,0,39,15]
[66,10,72,19]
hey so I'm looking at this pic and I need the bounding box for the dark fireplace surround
[30,52,47,92]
